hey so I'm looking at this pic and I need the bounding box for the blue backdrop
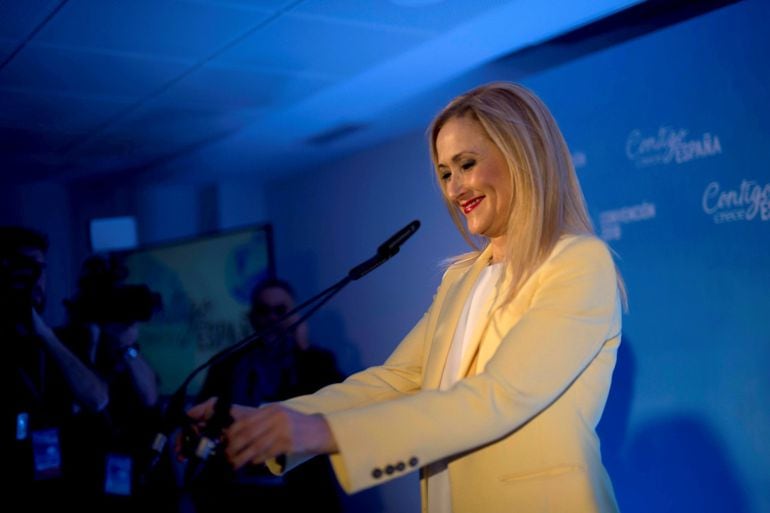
[519,1,770,511]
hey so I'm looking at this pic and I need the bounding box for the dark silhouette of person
[55,254,174,512]
[193,278,345,512]
[1,226,109,508]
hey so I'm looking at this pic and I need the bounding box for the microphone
[349,220,420,280]
[377,220,420,257]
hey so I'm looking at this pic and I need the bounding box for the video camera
[64,254,162,325]
[67,283,162,324]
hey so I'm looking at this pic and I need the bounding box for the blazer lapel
[423,246,496,389]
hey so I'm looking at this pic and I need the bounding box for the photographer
[1,226,108,506]
[56,254,173,510]
[59,255,162,414]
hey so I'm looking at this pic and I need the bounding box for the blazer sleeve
[281,310,429,415]
[322,236,621,493]
[265,276,446,475]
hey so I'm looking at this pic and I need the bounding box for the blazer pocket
[498,464,585,483]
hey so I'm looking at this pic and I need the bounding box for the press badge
[31,428,62,480]
[104,453,132,496]
[16,412,29,440]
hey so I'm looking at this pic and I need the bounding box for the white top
[426,263,502,513]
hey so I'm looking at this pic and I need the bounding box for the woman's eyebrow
[438,150,479,168]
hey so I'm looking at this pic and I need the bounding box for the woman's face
[435,115,512,241]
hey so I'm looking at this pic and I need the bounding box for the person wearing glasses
[193,278,345,512]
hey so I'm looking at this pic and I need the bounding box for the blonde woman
[187,82,624,513]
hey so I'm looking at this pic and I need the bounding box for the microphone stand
[140,220,421,487]
[180,279,348,486]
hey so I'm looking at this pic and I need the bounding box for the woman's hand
[180,398,338,470]
[225,403,338,470]
[177,397,232,460]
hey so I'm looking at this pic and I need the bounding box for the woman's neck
[488,236,506,264]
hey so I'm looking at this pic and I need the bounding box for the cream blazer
[275,234,622,513]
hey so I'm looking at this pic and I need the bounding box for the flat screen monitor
[118,224,274,396]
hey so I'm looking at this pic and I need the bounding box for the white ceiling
[1,0,653,186]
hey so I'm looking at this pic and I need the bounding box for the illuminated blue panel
[90,215,138,252]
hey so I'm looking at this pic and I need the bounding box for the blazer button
[371,468,383,479]
[408,457,419,467]
[396,462,406,472]
[385,465,395,475]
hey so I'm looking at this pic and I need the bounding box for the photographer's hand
[32,308,109,413]
[100,321,159,407]
[29,307,57,339]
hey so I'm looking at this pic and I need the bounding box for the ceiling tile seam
[0,84,137,103]
[173,0,277,13]
[204,60,340,82]
[58,0,308,158]
[18,39,339,83]
[286,11,437,38]
[69,124,245,186]
[0,0,69,72]
[25,40,198,66]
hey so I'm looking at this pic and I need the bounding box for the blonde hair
[428,82,626,306]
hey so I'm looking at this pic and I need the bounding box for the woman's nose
[445,173,466,200]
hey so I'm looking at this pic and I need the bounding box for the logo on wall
[626,127,722,168]
[598,202,656,240]
[702,179,770,224]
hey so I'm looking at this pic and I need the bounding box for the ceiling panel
[59,106,262,179]
[0,89,133,134]
[79,104,262,156]
[177,0,296,9]
[0,0,62,40]
[159,62,334,110]
[0,0,696,186]
[0,125,85,156]
[215,13,429,76]
[0,37,16,63]
[33,0,276,60]
[1,156,64,184]
[0,45,190,99]
[292,0,510,32]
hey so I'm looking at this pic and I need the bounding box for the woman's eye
[440,171,451,181]
[461,160,476,170]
